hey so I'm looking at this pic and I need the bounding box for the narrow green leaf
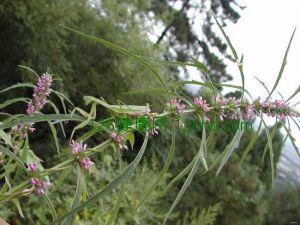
[290,116,300,131]
[0,83,34,93]
[0,128,12,147]
[54,168,72,190]
[240,120,262,164]
[262,125,277,164]
[47,121,60,156]
[17,65,39,78]
[286,85,300,102]
[70,104,96,141]
[84,96,147,115]
[5,176,24,218]
[139,56,196,67]
[124,132,135,149]
[212,12,245,98]
[44,193,58,223]
[261,118,275,188]
[47,100,66,138]
[254,77,270,95]
[63,166,83,225]
[137,126,176,208]
[166,157,195,190]
[162,122,206,225]
[267,28,296,99]
[62,26,171,101]
[199,122,208,171]
[171,81,253,99]
[192,58,218,97]
[51,90,74,106]
[0,146,26,169]
[106,148,125,225]
[0,98,29,110]
[216,127,244,175]
[282,123,300,158]
[53,134,149,224]
[0,114,85,130]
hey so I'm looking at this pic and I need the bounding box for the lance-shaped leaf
[212,12,245,98]
[216,126,244,175]
[282,122,300,159]
[53,134,149,224]
[0,114,85,130]
[166,157,195,190]
[106,147,125,225]
[268,28,296,99]
[63,166,83,225]
[84,96,147,115]
[261,118,275,188]
[44,193,58,224]
[62,26,171,101]
[240,120,262,164]
[137,125,176,208]
[0,98,29,110]
[0,82,34,93]
[162,123,206,225]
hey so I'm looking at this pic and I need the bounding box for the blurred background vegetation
[0,0,299,224]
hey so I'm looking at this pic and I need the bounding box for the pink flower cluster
[70,140,94,171]
[144,107,159,135]
[27,163,38,172]
[240,101,254,120]
[194,97,210,121]
[0,152,3,165]
[254,97,296,120]
[30,178,51,195]
[79,157,94,171]
[12,123,36,139]
[26,73,52,115]
[211,96,227,121]
[222,97,241,120]
[110,131,128,150]
[190,95,297,122]
[167,99,185,114]
[70,140,87,155]
[28,163,51,195]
